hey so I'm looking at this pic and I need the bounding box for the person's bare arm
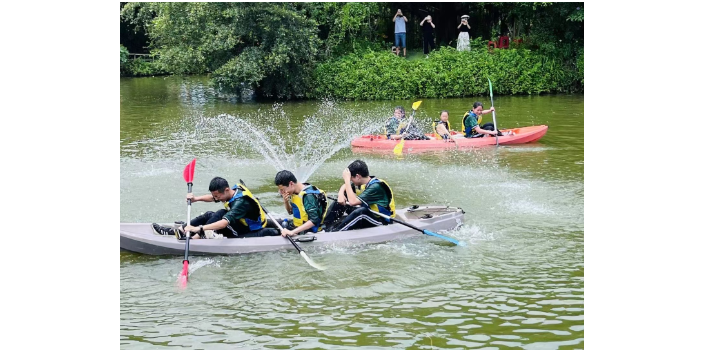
[286,220,315,236]
[186,193,215,203]
[481,107,495,115]
[184,219,228,233]
[342,169,362,206]
[337,184,347,205]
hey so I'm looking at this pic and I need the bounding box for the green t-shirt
[357,182,391,210]
[222,197,261,225]
[302,193,323,225]
[463,112,480,137]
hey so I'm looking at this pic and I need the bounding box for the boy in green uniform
[275,170,327,236]
[324,160,396,232]
[152,177,279,239]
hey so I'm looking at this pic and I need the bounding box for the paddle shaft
[327,195,463,246]
[401,108,418,139]
[489,79,499,145]
[237,179,306,254]
[328,195,426,232]
[183,183,192,263]
[260,203,305,253]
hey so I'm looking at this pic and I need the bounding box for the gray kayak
[120,205,465,255]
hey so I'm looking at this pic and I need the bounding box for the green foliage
[122,58,167,77]
[303,2,386,57]
[120,45,129,66]
[120,2,584,100]
[121,2,321,98]
[577,48,584,85]
[311,46,583,100]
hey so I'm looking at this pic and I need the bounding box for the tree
[121,2,321,99]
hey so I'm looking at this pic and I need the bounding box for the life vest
[462,111,482,137]
[224,184,267,230]
[432,120,451,140]
[384,117,408,138]
[352,177,396,221]
[290,184,328,233]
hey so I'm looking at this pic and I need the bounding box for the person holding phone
[393,9,408,57]
[457,15,471,52]
[420,15,436,56]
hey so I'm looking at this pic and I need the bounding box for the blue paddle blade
[423,229,465,246]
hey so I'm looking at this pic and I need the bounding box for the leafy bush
[311,46,583,100]
[577,48,584,85]
[120,45,129,66]
[122,58,167,77]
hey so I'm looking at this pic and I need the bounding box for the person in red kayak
[152,177,279,239]
[385,106,430,140]
[462,102,503,138]
[433,110,464,141]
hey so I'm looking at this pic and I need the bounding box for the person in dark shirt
[275,170,328,236]
[420,15,436,56]
[462,102,501,138]
[324,160,396,232]
[152,177,279,239]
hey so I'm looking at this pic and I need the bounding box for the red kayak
[351,125,548,153]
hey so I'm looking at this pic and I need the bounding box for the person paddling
[462,102,502,138]
[275,170,328,237]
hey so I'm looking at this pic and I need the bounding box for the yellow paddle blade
[412,100,422,110]
[393,140,404,155]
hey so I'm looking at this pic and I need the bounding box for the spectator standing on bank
[420,15,436,57]
[393,9,408,57]
[457,15,471,52]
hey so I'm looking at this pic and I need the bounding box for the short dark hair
[348,160,369,178]
[209,177,230,193]
[472,102,484,109]
[274,170,297,186]
[440,110,449,115]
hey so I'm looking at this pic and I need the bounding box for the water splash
[188,258,214,274]
[194,100,386,182]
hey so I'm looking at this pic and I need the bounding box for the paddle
[393,100,423,155]
[488,78,499,146]
[239,179,325,271]
[327,196,466,247]
[179,158,196,288]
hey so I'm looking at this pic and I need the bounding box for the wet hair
[394,106,406,118]
[348,160,369,178]
[472,102,484,109]
[274,170,297,186]
[209,177,230,193]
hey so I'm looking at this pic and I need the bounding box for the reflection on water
[121,76,583,349]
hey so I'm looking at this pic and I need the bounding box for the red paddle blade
[183,158,196,183]
[178,261,189,288]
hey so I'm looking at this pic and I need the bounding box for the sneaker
[152,223,184,240]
